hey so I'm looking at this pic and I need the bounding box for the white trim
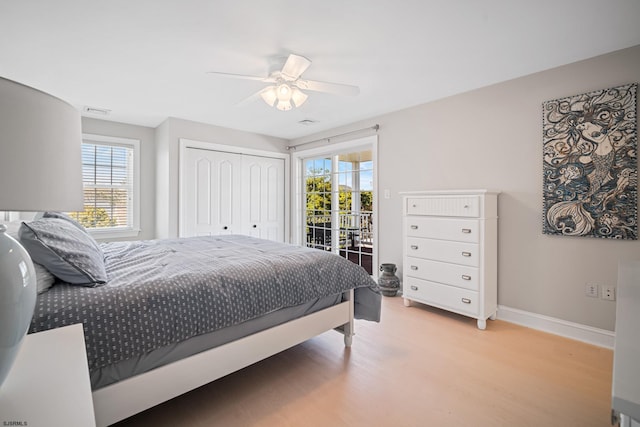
[179,138,290,160]
[81,133,141,240]
[497,305,615,349]
[178,138,290,241]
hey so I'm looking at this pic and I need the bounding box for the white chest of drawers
[401,190,499,329]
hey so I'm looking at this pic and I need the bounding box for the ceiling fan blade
[235,86,278,108]
[296,79,360,96]
[206,71,277,83]
[234,88,264,107]
[281,54,312,81]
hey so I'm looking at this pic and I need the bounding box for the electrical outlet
[601,285,616,301]
[585,283,599,298]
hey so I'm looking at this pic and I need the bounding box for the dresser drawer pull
[410,224,418,229]
[410,265,418,270]
[461,251,472,257]
[461,275,471,280]
[410,245,419,250]
[410,285,419,291]
[461,228,472,234]
[461,298,471,304]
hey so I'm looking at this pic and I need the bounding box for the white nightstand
[0,324,96,427]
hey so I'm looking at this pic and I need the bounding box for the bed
[15,214,381,426]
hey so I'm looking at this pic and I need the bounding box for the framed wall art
[542,83,637,239]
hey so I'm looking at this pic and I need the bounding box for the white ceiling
[1,1,639,140]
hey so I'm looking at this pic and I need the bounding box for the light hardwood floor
[114,296,613,427]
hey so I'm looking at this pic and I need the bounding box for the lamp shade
[0,76,83,388]
[0,77,83,211]
[291,87,308,107]
[276,83,292,102]
[276,100,292,111]
[260,86,278,107]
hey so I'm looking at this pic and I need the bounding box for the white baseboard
[496,305,614,349]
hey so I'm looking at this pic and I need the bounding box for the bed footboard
[93,293,355,426]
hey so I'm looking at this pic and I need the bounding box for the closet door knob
[252,224,257,228]
[223,226,228,230]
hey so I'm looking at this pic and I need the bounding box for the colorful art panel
[543,83,637,239]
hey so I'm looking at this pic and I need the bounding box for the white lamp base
[0,224,37,387]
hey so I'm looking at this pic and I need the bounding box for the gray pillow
[19,218,107,286]
[2,221,55,293]
[33,262,56,294]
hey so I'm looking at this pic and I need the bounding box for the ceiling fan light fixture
[260,86,278,107]
[291,87,308,107]
[207,53,360,112]
[276,83,292,102]
[276,99,292,111]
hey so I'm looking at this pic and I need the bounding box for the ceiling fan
[207,53,360,111]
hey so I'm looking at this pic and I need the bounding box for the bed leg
[342,289,355,347]
[344,334,353,347]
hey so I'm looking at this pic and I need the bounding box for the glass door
[303,149,374,274]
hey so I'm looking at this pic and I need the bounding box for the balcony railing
[306,211,373,249]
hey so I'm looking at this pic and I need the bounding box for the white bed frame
[92,289,355,427]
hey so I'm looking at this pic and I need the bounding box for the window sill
[88,228,141,241]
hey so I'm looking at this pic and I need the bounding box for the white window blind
[69,134,140,237]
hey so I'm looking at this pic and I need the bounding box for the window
[69,134,140,239]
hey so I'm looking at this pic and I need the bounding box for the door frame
[290,135,378,275]
[178,138,290,240]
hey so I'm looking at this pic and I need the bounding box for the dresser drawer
[405,217,479,243]
[406,195,480,217]
[405,257,479,291]
[406,237,479,267]
[404,277,479,316]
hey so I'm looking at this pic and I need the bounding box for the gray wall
[154,117,288,239]
[81,117,156,241]
[290,45,640,331]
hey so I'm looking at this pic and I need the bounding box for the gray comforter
[29,235,381,372]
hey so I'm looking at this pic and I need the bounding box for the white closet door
[182,148,242,237]
[242,155,285,242]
